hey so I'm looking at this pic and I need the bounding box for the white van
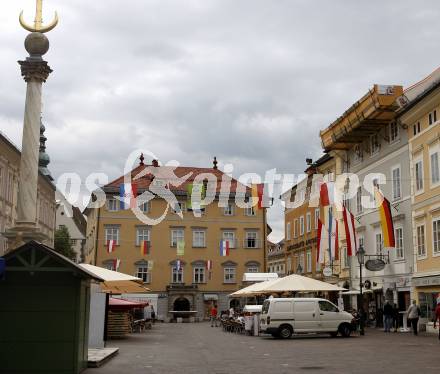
[260,298,355,339]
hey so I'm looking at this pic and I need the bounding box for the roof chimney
[152,159,159,167]
[213,156,218,170]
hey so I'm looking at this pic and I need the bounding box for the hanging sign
[323,267,333,277]
[365,259,386,272]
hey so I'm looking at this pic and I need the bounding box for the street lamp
[356,245,366,336]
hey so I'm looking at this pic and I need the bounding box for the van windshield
[262,300,270,314]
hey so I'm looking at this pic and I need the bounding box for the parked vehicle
[260,298,356,339]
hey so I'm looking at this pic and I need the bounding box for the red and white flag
[206,260,213,271]
[317,219,328,264]
[320,181,335,207]
[107,240,116,253]
[329,216,339,261]
[113,258,121,271]
[343,205,357,257]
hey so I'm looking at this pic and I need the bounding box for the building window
[293,219,298,238]
[356,187,363,214]
[136,265,150,283]
[171,229,184,247]
[6,171,14,203]
[429,110,437,125]
[136,227,150,246]
[392,166,401,200]
[353,144,363,163]
[286,222,291,240]
[171,202,186,214]
[107,199,118,211]
[171,266,184,283]
[192,230,206,248]
[306,212,311,233]
[306,250,312,273]
[299,253,305,274]
[245,231,258,248]
[314,209,320,229]
[222,231,236,249]
[105,226,119,245]
[390,122,399,143]
[395,227,404,259]
[430,151,440,185]
[299,216,304,236]
[247,265,259,273]
[139,201,150,213]
[245,206,256,216]
[224,203,234,216]
[193,267,205,283]
[416,224,426,258]
[104,262,115,271]
[224,267,236,283]
[415,160,424,192]
[413,122,421,136]
[433,218,440,255]
[287,257,292,273]
[370,134,380,155]
[376,233,383,256]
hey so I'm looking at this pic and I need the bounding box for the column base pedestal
[3,223,49,251]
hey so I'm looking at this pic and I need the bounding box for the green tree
[54,226,76,261]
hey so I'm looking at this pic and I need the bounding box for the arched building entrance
[174,297,190,312]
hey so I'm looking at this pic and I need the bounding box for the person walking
[433,300,440,341]
[383,301,393,332]
[407,300,421,336]
[210,304,218,327]
[392,303,399,332]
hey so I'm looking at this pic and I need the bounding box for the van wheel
[271,332,280,338]
[339,324,351,338]
[279,325,292,339]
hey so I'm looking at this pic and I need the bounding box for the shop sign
[412,275,440,287]
[365,259,385,272]
[323,267,333,277]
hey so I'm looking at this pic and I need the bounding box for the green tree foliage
[54,226,76,261]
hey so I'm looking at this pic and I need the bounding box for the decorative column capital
[18,59,52,83]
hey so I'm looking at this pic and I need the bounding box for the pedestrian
[210,304,218,327]
[383,301,393,332]
[229,306,235,319]
[407,300,421,336]
[151,306,156,324]
[392,303,399,332]
[433,299,440,341]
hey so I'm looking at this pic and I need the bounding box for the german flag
[140,240,149,256]
[251,184,264,209]
[375,188,395,248]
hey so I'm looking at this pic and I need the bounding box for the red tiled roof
[104,164,249,194]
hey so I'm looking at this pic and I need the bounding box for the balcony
[320,84,403,151]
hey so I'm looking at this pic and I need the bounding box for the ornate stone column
[3,33,52,249]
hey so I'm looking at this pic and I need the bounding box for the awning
[109,297,148,311]
[203,294,218,301]
[79,264,150,294]
[101,280,150,294]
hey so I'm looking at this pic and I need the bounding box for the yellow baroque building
[399,72,440,322]
[84,157,267,321]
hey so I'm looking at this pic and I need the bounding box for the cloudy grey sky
[1,0,440,241]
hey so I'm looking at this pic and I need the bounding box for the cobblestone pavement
[84,323,440,374]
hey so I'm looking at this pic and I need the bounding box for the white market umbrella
[252,274,346,293]
[79,263,150,293]
[230,278,280,297]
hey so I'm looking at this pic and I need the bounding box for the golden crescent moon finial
[19,0,58,34]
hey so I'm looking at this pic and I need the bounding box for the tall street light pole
[356,245,365,336]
